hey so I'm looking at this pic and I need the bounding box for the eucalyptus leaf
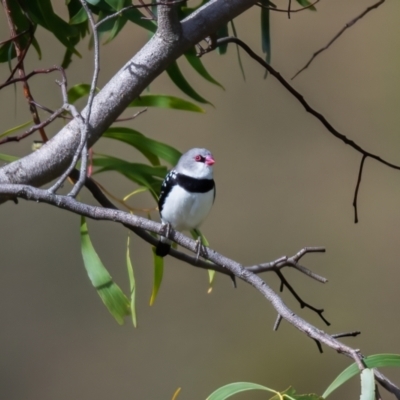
[184,48,224,90]
[126,235,137,327]
[323,354,400,398]
[80,217,130,324]
[166,61,211,105]
[103,127,181,166]
[207,382,276,400]
[129,94,205,113]
[150,248,164,305]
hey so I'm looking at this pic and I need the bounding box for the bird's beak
[205,155,215,166]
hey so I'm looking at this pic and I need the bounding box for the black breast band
[176,173,215,193]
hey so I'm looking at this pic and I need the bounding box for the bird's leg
[160,222,171,239]
[195,236,203,263]
[166,222,171,239]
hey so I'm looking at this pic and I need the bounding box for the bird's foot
[194,236,205,264]
[161,222,171,240]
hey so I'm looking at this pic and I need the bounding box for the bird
[155,148,216,257]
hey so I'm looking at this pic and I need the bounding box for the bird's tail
[155,236,171,257]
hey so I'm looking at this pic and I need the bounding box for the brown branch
[353,155,367,224]
[291,0,386,80]
[3,182,400,397]
[202,36,400,224]
[1,0,47,142]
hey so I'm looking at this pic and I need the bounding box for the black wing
[158,170,178,215]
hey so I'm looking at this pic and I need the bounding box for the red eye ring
[194,155,202,161]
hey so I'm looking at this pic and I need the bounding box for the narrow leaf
[0,153,19,162]
[0,120,32,139]
[124,8,157,32]
[105,0,124,11]
[150,248,164,305]
[92,154,166,198]
[67,83,99,104]
[323,354,400,398]
[166,61,211,105]
[80,217,130,324]
[103,127,181,166]
[69,7,88,25]
[230,20,246,81]
[207,382,276,400]
[216,24,229,54]
[129,94,205,113]
[360,369,375,400]
[184,48,224,89]
[296,0,317,11]
[126,235,137,327]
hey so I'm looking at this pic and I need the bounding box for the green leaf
[184,48,224,90]
[270,387,323,400]
[296,0,317,11]
[124,8,157,32]
[80,217,130,324]
[230,20,246,81]
[150,248,164,305]
[0,153,19,162]
[69,7,88,25]
[105,0,124,11]
[67,83,99,104]
[260,0,271,66]
[126,235,137,327]
[31,36,42,60]
[129,94,205,113]
[323,354,400,398]
[103,127,182,166]
[92,154,166,198]
[27,0,81,57]
[0,120,32,139]
[102,14,128,44]
[166,61,211,105]
[360,369,375,400]
[207,382,277,400]
[216,23,229,54]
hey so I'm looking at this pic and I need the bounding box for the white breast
[161,185,214,231]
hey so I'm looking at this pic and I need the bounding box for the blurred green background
[1,1,400,399]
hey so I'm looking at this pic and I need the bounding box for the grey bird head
[175,148,215,179]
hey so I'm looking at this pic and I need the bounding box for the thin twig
[255,0,319,13]
[94,0,186,28]
[291,0,386,80]
[0,107,65,145]
[332,331,361,339]
[353,155,367,224]
[273,314,283,331]
[202,36,400,226]
[67,0,100,198]
[275,269,330,325]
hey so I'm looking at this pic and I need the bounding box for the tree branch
[1,181,399,398]
[0,0,259,193]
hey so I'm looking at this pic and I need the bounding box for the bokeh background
[1,1,400,399]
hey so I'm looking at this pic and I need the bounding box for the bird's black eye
[194,155,204,162]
